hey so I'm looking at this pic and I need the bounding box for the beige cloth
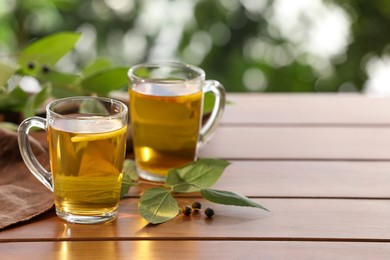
[0,129,54,229]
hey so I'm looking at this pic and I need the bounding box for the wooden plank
[221,93,390,125]
[32,123,390,160]
[127,161,390,198]
[117,92,390,125]
[196,161,390,198]
[2,199,390,241]
[200,126,390,160]
[1,241,390,259]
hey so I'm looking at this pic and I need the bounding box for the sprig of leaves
[0,31,217,123]
[0,32,129,119]
[121,158,269,225]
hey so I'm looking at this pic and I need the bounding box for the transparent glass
[18,96,128,224]
[128,62,226,182]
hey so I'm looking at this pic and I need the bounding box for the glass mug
[128,62,226,182]
[18,96,128,224]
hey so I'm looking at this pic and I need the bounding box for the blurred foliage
[1,0,390,96]
[0,32,216,120]
[0,32,130,118]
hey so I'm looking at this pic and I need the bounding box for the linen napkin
[0,129,54,230]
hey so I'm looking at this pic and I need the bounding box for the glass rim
[127,62,205,83]
[46,96,128,120]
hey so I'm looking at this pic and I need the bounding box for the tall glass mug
[128,62,226,182]
[18,96,128,224]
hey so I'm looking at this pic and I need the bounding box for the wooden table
[2,93,390,258]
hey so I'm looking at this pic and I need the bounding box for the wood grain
[197,161,390,198]
[126,161,390,198]
[1,241,390,259]
[200,126,390,160]
[221,93,390,125]
[1,199,390,242]
[3,94,390,257]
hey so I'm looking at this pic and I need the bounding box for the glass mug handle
[199,80,226,147]
[17,117,54,192]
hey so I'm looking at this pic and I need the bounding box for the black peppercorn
[204,208,215,218]
[183,206,192,216]
[192,201,202,211]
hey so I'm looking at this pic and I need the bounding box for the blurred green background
[1,0,390,93]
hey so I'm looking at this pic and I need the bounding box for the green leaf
[124,159,139,182]
[165,170,185,188]
[166,158,230,193]
[18,32,81,72]
[36,69,80,85]
[171,183,199,193]
[34,69,83,98]
[23,86,51,118]
[201,189,269,212]
[0,86,29,111]
[138,187,179,224]
[203,91,215,114]
[79,99,110,115]
[80,67,129,95]
[0,61,18,87]
[82,58,113,78]
[203,93,233,115]
[120,159,138,198]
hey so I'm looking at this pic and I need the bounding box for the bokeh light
[0,0,389,94]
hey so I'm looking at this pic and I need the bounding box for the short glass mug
[128,62,226,182]
[18,96,128,224]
